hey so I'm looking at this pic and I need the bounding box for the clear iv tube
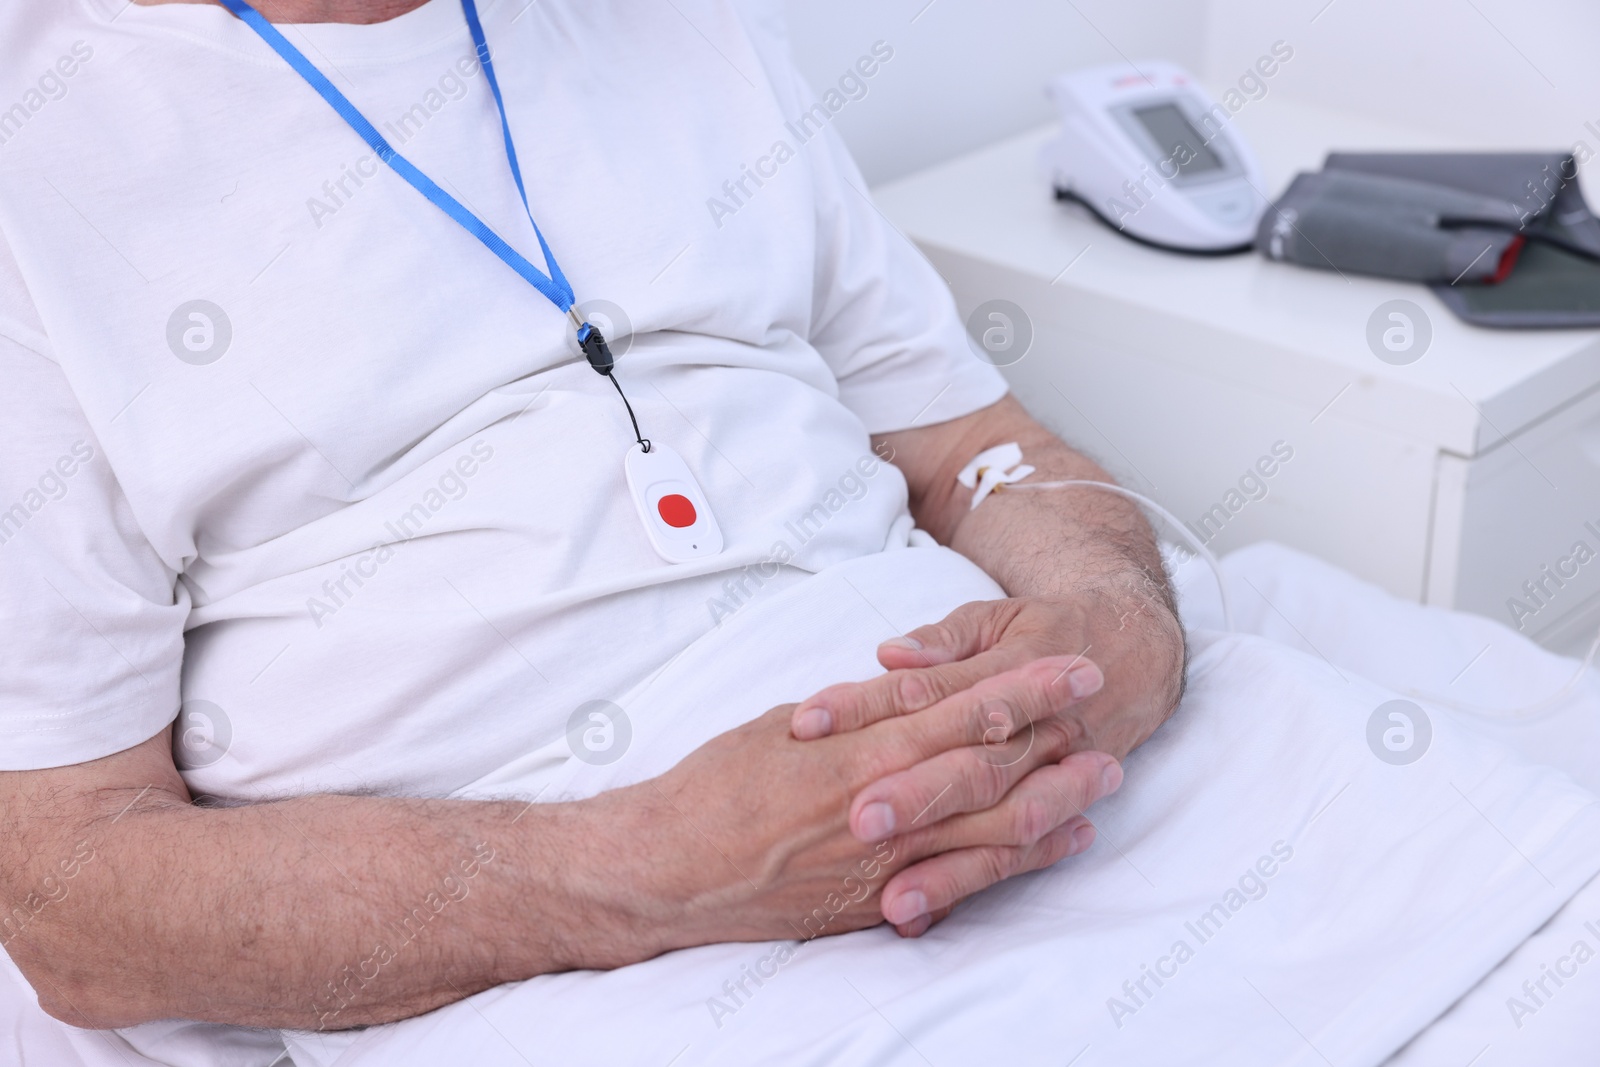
[1400,627,1600,722]
[1002,479,1600,721]
[1000,480,1234,632]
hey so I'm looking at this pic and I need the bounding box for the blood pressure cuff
[1323,152,1600,327]
[1256,168,1528,284]
[1429,240,1600,328]
[1256,151,1600,324]
[1326,152,1600,263]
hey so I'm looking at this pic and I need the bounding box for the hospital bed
[9,540,1599,1067]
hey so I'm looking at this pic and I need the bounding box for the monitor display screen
[1132,103,1225,176]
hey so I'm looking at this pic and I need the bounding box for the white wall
[1202,0,1600,156]
[784,0,1600,187]
[780,0,1209,186]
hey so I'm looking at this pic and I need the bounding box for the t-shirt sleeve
[0,238,185,770]
[738,8,1008,434]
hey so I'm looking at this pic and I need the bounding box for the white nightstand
[874,96,1600,653]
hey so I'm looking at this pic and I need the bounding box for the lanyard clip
[568,306,615,375]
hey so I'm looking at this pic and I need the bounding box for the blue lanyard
[216,0,628,386]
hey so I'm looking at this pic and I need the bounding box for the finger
[852,732,1116,844]
[879,819,1094,926]
[894,903,953,938]
[843,656,1097,830]
[875,599,1030,672]
[846,656,1114,841]
[895,754,1120,856]
[792,647,1019,741]
[793,644,1103,743]
[794,596,1100,740]
[882,760,1114,928]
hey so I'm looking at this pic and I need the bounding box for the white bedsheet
[1180,542,1600,1066]
[7,542,1599,1067]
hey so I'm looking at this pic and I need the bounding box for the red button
[657,493,697,528]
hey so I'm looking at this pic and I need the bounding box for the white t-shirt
[0,0,1005,797]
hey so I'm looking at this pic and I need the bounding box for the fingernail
[1072,823,1096,852]
[880,635,923,652]
[884,889,927,925]
[1098,759,1123,798]
[1066,661,1104,700]
[792,706,832,739]
[857,802,897,840]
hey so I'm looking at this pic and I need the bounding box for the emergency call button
[657,493,697,528]
[623,443,724,563]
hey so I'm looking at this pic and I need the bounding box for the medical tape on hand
[957,441,1234,632]
[956,443,1036,510]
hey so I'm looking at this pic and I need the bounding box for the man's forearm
[944,415,1161,593]
[3,744,657,1031]
[875,396,1186,749]
[7,693,1017,1031]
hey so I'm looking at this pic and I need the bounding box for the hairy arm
[782,395,1184,935]
[872,393,1186,755]
[0,726,654,1031]
[888,396,1170,601]
[2,658,1113,1030]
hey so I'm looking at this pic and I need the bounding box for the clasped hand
[635,592,1177,953]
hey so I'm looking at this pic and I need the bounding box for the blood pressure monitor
[1040,61,1267,254]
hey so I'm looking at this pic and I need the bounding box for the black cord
[607,371,650,453]
[1053,188,1256,257]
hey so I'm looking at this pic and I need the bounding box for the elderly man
[0,0,1184,1053]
